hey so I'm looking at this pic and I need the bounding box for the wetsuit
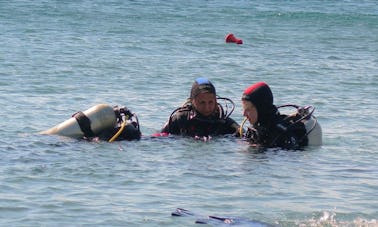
[161,104,239,137]
[245,108,308,149]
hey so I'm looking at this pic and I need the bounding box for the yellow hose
[108,121,127,143]
[239,118,247,138]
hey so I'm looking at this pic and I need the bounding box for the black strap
[72,111,95,138]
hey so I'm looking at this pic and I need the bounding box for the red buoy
[225,33,243,44]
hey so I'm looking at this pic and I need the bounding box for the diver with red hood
[241,82,322,149]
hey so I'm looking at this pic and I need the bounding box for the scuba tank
[40,104,141,141]
[278,104,322,146]
[40,104,116,139]
[297,106,322,146]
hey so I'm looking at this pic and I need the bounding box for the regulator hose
[239,118,247,138]
[108,120,127,143]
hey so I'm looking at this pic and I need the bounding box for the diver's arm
[160,113,183,135]
[225,117,240,135]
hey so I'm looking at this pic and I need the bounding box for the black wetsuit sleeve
[160,112,185,134]
[223,117,240,134]
[160,121,170,133]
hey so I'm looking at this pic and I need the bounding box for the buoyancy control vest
[161,97,239,137]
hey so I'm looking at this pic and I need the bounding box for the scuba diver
[159,78,240,140]
[240,82,322,149]
[40,104,141,142]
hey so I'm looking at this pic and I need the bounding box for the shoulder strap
[72,111,95,138]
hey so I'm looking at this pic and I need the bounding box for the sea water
[0,0,377,226]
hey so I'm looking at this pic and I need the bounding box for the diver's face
[193,92,217,117]
[242,100,258,125]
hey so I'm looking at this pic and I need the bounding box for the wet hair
[190,78,216,99]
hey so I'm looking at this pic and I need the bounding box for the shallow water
[0,0,377,226]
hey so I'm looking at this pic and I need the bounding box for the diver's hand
[194,135,212,142]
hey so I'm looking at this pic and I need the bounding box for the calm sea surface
[0,1,377,226]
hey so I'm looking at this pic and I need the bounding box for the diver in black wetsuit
[160,78,239,139]
[241,82,311,149]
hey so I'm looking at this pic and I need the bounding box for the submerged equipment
[240,104,322,146]
[108,105,141,142]
[40,104,141,141]
[172,208,275,226]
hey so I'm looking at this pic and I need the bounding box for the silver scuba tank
[278,104,323,146]
[297,106,322,146]
[302,115,322,146]
[40,104,117,139]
